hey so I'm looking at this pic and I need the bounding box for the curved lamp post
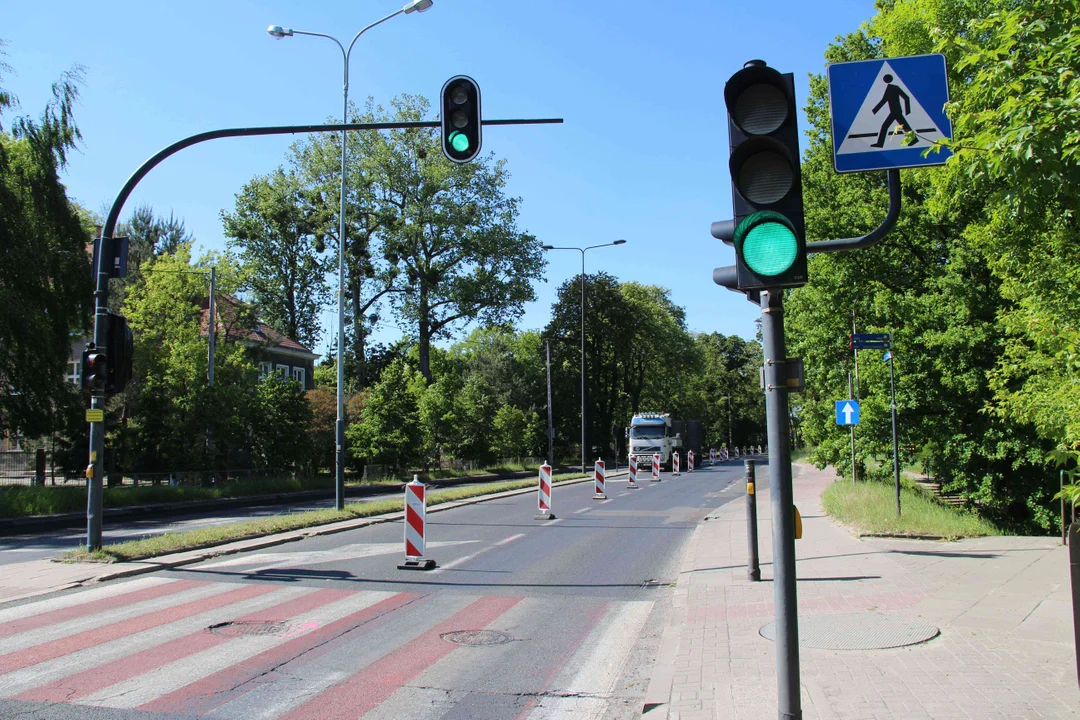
[541,240,626,474]
[267,0,433,510]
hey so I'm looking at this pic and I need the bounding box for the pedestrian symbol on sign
[870,75,915,148]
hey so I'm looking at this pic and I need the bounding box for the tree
[0,55,92,437]
[358,95,544,382]
[784,4,1057,532]
[346,357,425,471]
[491,404,530,460]
[222,167,331,350]
[252,376,312,472]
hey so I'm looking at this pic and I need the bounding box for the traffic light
[82,346,106,393]
[723,60,806,290]
[105,312,133,394]
[440,75,481,163]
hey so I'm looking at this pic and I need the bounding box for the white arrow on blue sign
[835,400,860,426]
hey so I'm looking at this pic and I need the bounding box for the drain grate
[440,630,513,647]
[759,613,939,650]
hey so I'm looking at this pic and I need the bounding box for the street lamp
[542,240,626,474]
[721,395,733,454]
[268,0,433,510]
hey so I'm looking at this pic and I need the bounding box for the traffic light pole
[760,289,801,720]
[85,116,562,551]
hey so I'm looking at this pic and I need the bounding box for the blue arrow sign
[828,54,952,173]
[835,400,860,426]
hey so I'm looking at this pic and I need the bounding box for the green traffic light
[449,131,470,153]
[736,211,799,276]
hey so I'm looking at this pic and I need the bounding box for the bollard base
[626,482,639,489]
[748,568,761,582]
[397,558,437,571]
[593,493,607,500]
[534,513,556,520]
[651,477,661,482]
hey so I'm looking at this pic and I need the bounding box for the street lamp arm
[346,9,405,60]
[289,29,346,59]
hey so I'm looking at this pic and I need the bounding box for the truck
[627,412,703,471]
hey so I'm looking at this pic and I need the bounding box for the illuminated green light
[736,211,799,276]
[449,131,470,153]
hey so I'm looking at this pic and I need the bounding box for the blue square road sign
[828,53,952,173]
[835,400,860,426]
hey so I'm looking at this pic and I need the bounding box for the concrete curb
[81,471,627,585]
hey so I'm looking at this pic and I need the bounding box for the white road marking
[197,540,477,573]
[431,534,525,574]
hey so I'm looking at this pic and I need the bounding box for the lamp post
[268,0,433,510]
[541,240,626,474]
[721,395,733,453]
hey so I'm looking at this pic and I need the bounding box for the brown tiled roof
[200,294,316,356]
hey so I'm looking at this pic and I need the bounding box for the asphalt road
[0,459,755,719]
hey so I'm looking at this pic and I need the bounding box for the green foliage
[787,3,1062,533]
[346,358,425,470]
[251,375,313,471]
[491,404,530,459]
[221,167,330,350]
[0,60,92,437]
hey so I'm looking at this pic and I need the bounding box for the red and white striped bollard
[398,475,436,570]
[673,451,681,476]
[593,459,607,499]
[627,456,639,489]
[535,463,555,520]
[688,450,695,473]
[652,453,661,482]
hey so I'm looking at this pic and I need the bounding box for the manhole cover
[440,630,513,647]
[759,613,939,650]
[207,621,292,638]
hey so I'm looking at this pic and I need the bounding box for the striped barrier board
[688,450,694,473]
[535,463,555,520]
[627,456,639,489]
[652,453,661,482]
[593,459,607,499]
[673,451,680,476]
[398,477,436,570]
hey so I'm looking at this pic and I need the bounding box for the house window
[259,362,273,380]
[66,360,81,385]
[291,367,306,387]
[276,364,289,379]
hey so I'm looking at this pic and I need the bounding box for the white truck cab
[628,412,681,471]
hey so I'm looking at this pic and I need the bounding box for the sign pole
[889,352,901,516]
[848,372,856,484]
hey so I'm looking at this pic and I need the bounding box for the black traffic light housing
[105,312,133,394]
[441,75,482,163]
[719,60,807,290]
[81,312,133,395]
[82,346,106,393]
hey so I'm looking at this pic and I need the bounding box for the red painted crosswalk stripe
[0,583,273,676]
[136,591,421,716]
[279,594,523,720]
[0,579,206,640]
[14,587,353,704]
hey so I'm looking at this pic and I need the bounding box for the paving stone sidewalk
[646,462,1079,719]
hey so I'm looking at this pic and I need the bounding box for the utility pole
[546,340,554,468]
[849,372,856,484]
[888,351,900,515]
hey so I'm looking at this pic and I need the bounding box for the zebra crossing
[0,575,653,719]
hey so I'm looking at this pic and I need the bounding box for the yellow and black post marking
[746,459,760,581]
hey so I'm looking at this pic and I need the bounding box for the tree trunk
[351,277,365,390]
[418,281,432,382]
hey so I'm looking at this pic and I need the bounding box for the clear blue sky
[5,0,875,354]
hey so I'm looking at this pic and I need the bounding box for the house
[201,294,318,391]
[65,295,318,392]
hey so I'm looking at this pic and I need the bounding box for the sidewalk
[646,462,1079,719]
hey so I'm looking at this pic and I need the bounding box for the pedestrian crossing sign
[828,54,952,173]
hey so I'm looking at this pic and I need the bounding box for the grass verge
[0,464,560,519]
[821,479,1001,539]
[58,472,584,563]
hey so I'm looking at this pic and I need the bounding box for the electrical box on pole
[440,75,482,163]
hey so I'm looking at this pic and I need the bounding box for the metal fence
[0,450,66,486]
